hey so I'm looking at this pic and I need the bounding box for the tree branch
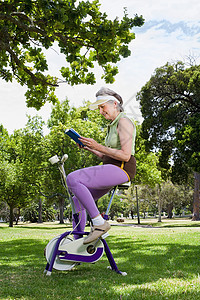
[0,13,51,38]
[4,42,58,87]
[33,183,67,199]
[164,93,200,112]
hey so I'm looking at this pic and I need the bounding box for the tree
[0,117,46,226]
[134,124,164,186]
[0,160,31,227]
[0,126,28,226]
[137,61,200,220]
[160,181,181,218]
[22,200,55,222]
[0,0,144,109]
[137,185,155,219]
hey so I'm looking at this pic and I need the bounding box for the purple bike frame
[44,186,124,275]
[45,157,125,275]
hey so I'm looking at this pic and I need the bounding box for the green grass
[1,220,200,299]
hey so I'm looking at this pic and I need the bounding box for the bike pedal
[101,232,109,239]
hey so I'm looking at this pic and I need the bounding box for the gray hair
[96,87,124,112]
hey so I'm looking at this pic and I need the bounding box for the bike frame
[44,155,126,276]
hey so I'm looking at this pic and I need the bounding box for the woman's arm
[85,148,104,158]
[79,118,134,162]
[77,142,104,158]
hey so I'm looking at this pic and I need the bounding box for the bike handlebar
[49,154,68,165]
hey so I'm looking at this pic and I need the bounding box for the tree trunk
[158,186,162,223]
[130,210,134,219]
[135,186,140,224]
[59,197,65,224]
[9,204,14,227]
[38,198,43,223]
[192,171,200,221]
[167,203,173,219]
[15,208,20,225]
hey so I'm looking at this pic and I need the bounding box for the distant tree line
[0,93,195,226]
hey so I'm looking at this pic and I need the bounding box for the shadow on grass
[0,224,72,230]
[16,225,73,230]
[1,230,200,299]
[0,239,45,265]
[119,221,200,228]
[157,223,200,228]
[107,235,200,282]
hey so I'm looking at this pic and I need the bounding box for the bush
[22,202,55,222]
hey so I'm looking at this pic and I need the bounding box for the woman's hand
[78,137,100,151]
[76,142,85,149]
[77,136,104,159]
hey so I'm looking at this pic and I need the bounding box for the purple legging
[66,164,129,233]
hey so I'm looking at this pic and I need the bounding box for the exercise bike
[44,154,127,276]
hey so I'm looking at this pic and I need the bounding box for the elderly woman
[66,87,136,244]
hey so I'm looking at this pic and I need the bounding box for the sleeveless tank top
[102,112,136,181]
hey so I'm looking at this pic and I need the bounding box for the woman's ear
[114,101,118,108]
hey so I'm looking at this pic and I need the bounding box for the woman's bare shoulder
[118,117,134,129]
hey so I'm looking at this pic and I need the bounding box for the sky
[1,0,200,134]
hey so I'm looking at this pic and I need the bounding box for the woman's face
[98,101,118,121]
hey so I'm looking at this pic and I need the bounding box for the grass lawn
[0,219,200,299]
